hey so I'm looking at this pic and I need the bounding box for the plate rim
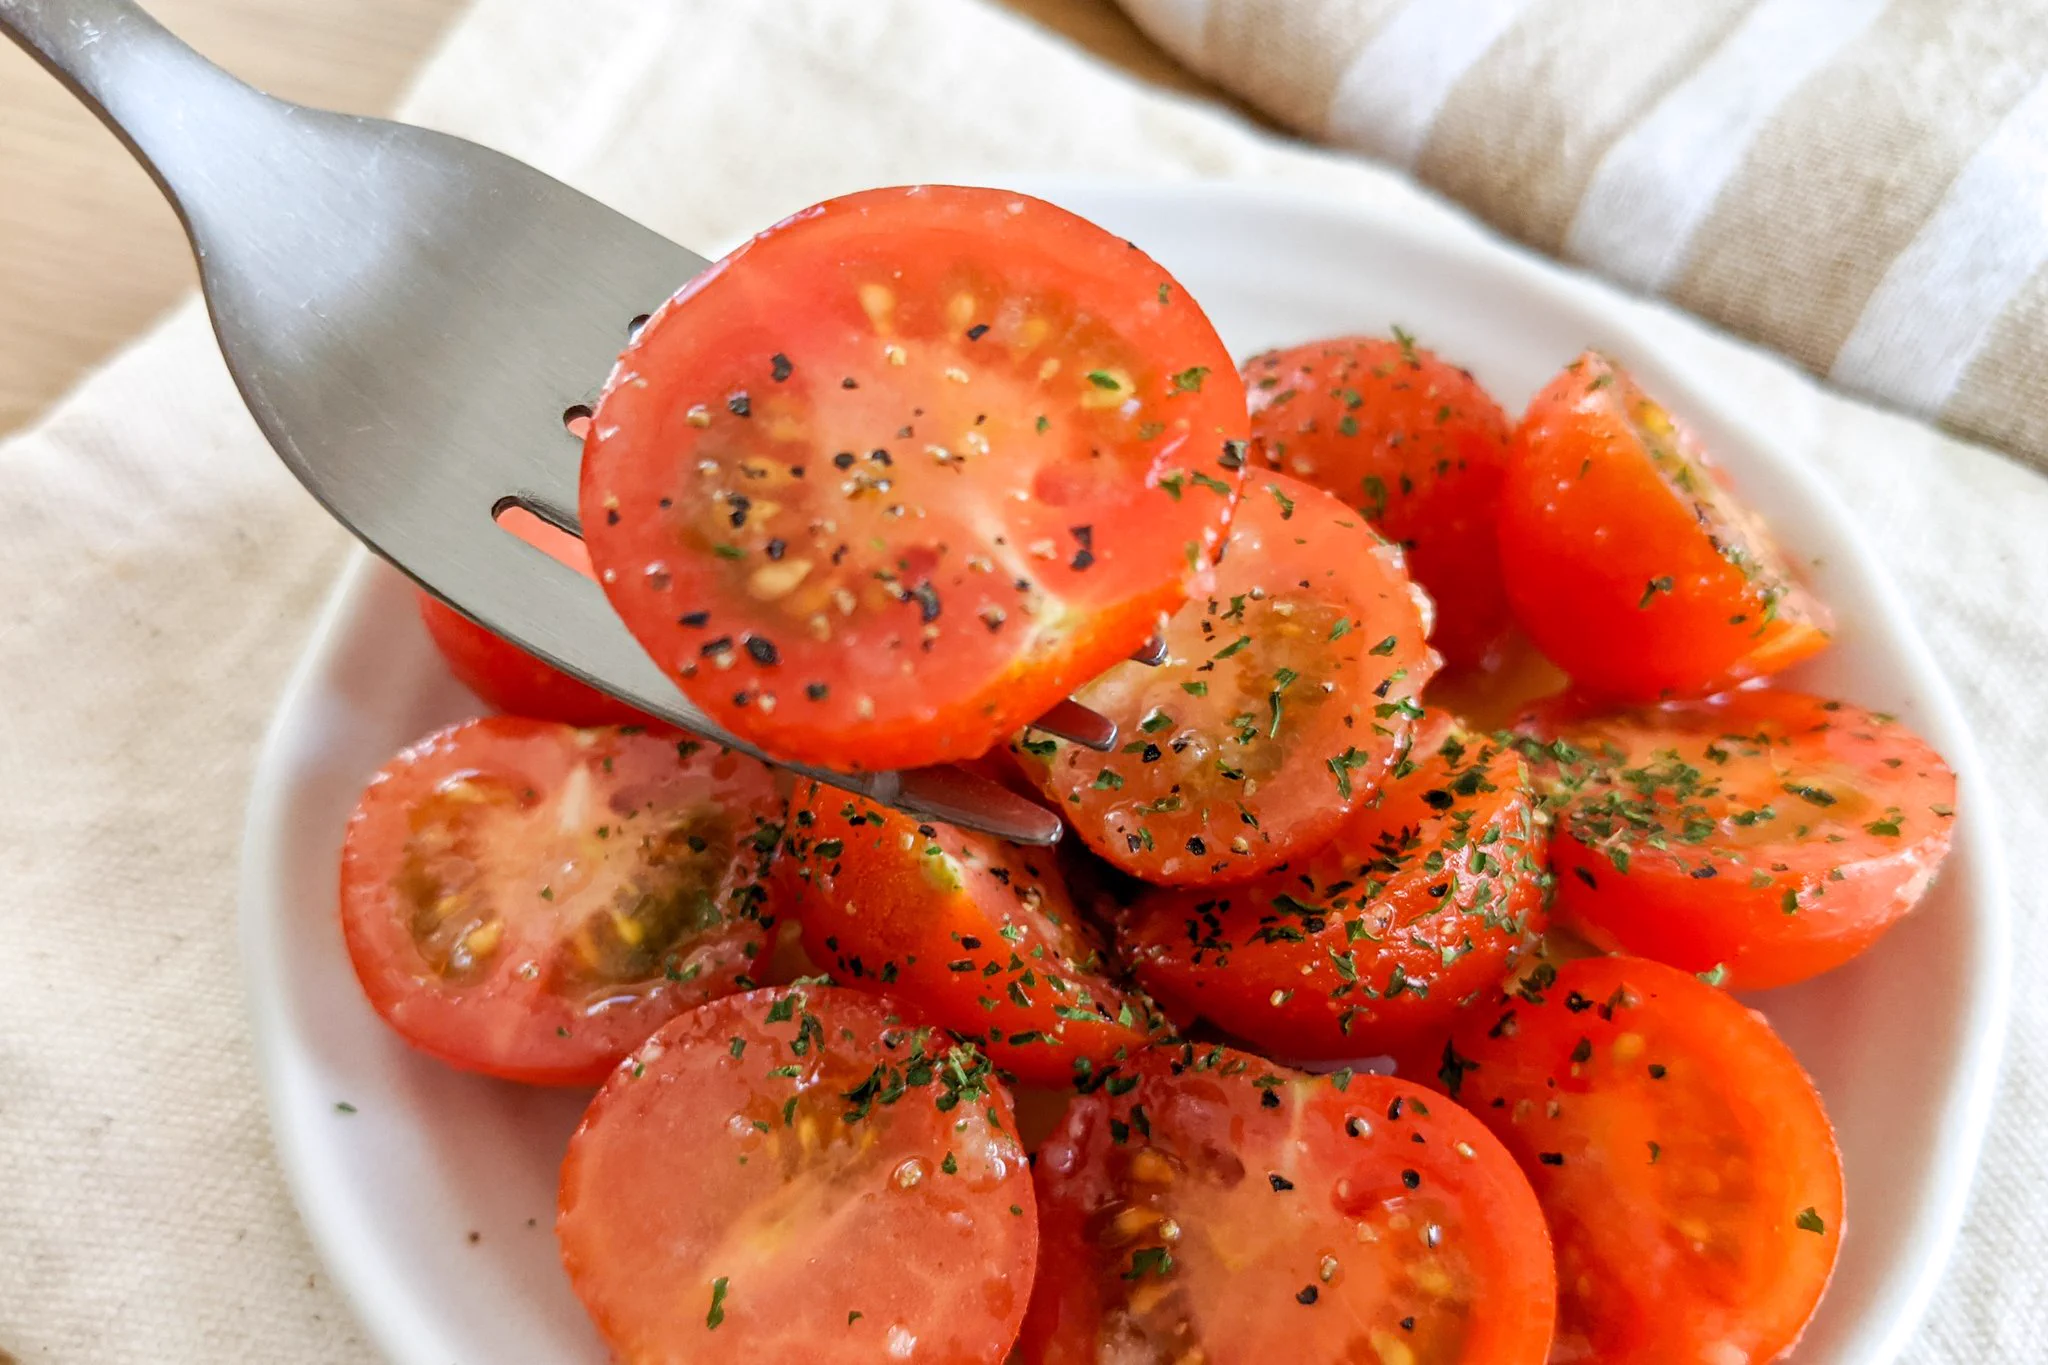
[238,174,2011,1365]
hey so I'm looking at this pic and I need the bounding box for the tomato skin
[1424,956,1843,1364]
[338,717,782,1085]
[1123,723,1548,1059]
[1497,353,1830,701]
[558,985,1036,1364]
[1013,473,1438,885]
[1020,1044,1555,1365]
[1525,689,1956,990]
[417,592,652,727]
[582,185,1249,772]
[1245,335,1514,670]
[774,783,1160,1085]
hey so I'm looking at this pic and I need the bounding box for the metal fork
[0,0,1163,844]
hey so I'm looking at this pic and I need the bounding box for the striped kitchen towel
[1119,0,2048,472]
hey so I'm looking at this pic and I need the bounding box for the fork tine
[889,767,1063,845]
[1029,698,1119,751]
[1130,633,1168,667]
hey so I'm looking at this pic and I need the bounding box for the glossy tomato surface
[1014,473,1437,885]
[1245,333,1514,670]
[1427,956,1843,1364]
[1497,353,1830,701]
[776,783,1160,1085]
[417,591,650,727]
[558,985,1037,1363]
[1124,721,1547,1058]
[1526,689,1956,990]
[338,717,782,1085]
[582,185,1248,772]
[1021,1044,1554,1365]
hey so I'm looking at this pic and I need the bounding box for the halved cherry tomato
[1423,956,1842,1363]
[1245,333,1514,670]
[774,783,1160,1085]
[338,717,782,1085]
[1020,1044,1555,1364]
[1497,353,1831,700]
[582,185,1249,772]
[1012,473,1437,885]
[1123,719,1548,1058]
[1521,689,1956,991]
[418,592,651,727]
[558,984,1037,1363]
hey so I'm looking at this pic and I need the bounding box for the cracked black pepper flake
[1260,1089,1280,1109]
[1295,1286,1319,1305]
[833,452,857,470]
[1269,1173,1294,1192]
[966,323,989,340]
[770,353,792,382]
[805,682,829,701]
[680,611,710,628]
[912,583,942,622]
[1069,525,1096,571]
[701,636,734,657]
[727,391,751,417]
[1539,1152,1565,1166]
[841,376,858,389]
[745,637,780,666]
[1401,1169,1420,1189]
[766,539,787,561]
[605,508,620,526]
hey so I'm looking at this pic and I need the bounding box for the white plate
[241,180,2008,1364]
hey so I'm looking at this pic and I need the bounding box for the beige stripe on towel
[1118,0,2048,472]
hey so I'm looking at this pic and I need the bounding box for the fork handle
[0,0,266,212]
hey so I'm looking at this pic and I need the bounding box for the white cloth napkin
[1,1,2044,1360]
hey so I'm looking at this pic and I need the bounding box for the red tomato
[1020,1045,1555,1364]
[1123,721,1548,1058]
[582,185,1249,772]
[1012,473,1437,885]
[1497,353,1831,701]
[338,717,782,1085]
[775,783,1160,1085]
[1424,956,1843,1363]
[559,984,1037,1363]
[1245,333,1514,670]
[1523,689,1956,991]
[417,592,651,727]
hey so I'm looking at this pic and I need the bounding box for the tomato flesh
[338,717,782,1085]
[558,985,1036,1363]
[776,783,1160,1085]
[1424,956,1843,1363]
[1245,334,1514,671]
[1525,689,1956,990]
[1497,352,1830,701]
[582,185,1249,772]
[1013,473,1437,885]
[1123,721,1548,1058]
[1021,1044,1555,1365]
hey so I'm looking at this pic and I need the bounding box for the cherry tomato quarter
[776,783,1160,1085]
[1013,472,1438,885]
[418,591,652,728]
[1123,721,1548,1059]
[582,185,1249,772]
[1245,333,1514,671]
[1427,956,1843,1364]
[1497,353,1830,701]
[1524,689,1956,991]
[338,717,782,1085]
[1020,1045,1555,1365]
[558,984,1037,1363]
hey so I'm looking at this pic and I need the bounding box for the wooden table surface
[0,0,1213,437]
